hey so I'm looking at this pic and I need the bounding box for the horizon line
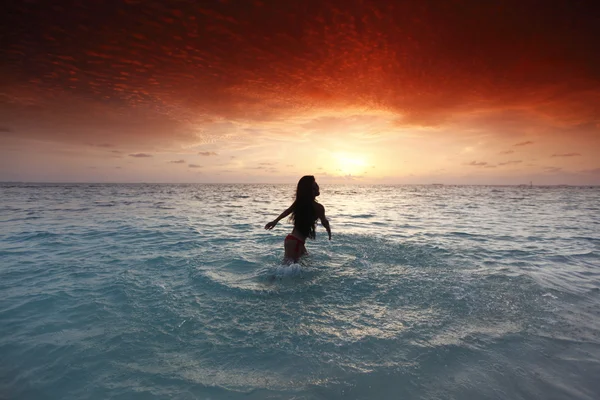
[1,181,598,187]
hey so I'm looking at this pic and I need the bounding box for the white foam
[274,264,303,277]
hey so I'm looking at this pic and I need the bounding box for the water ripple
[1,183,599,399]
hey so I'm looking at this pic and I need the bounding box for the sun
[334,152,369,176]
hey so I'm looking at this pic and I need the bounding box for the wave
[2,184,599,399]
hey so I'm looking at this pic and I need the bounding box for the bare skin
[280,203,331,261]
[265,182,331,262]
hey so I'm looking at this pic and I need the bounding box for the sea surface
[1,183,599,400]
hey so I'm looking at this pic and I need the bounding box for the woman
[265,175,331,263]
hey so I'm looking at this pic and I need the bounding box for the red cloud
[0,0,598,148]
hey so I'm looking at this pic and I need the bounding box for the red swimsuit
[285,234,305,253]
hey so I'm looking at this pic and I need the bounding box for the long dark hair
[290,175,317,239]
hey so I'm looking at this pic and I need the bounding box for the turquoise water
[1,183,599,399]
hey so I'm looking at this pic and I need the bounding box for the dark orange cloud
[466,161,488,167]
[551,153,581,157]
[498,160,523,166]
[544,166,563,173]
[514,141,534,147]
[129,153,152,158]
[0,0,599,149]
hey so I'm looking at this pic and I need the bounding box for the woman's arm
[264,203,294,230]
[316,204,332,240]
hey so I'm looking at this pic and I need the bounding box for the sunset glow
[1,0,599,184]
[332,153,370,176]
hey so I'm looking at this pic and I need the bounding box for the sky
[1,0,599,184]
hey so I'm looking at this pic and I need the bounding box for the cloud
[499,150,515,155]
[0,126,13,133]
[168,159,185,164]
[330,174,364,181]
[465,161,488,167]
[581,167,600,175]
[89,143,115,148]
[498,160,523,166]
[188,164,202,168]
[129,153,153,158]
[0,0,598,153]
[551,153,581,157]
[0,2,598,186]
[543,166,563,173]
[514,141,534,147]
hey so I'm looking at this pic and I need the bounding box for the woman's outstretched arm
[265,203,294,230]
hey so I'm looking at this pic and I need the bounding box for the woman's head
[296,175,319,201]
[291,175,319,239]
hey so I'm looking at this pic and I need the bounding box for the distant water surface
[1,183,599,399]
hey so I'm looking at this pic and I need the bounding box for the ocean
[1,183,599,399]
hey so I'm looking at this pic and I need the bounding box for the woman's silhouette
[265,176,331,263]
